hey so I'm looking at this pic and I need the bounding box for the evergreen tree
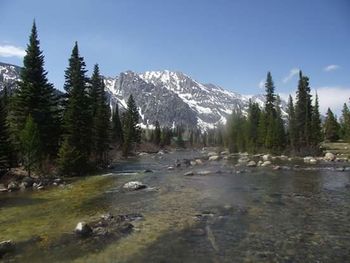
[20,115,41,177]
[287,95,297,152]
[227,109,246,153]
[324,108,340,142]
[273,95,286,152]
[9,21,60,159]
[0,95,12,172]
[295,71,313,151]
[340,103,350,141]
[112,103,123,144]
[90,64,110,165]
[154,120,161,146]
[122,95,140,156]
[311,93,322,145]
[264,72,276,117]
[246,100,261,153]
[59,42,91,175]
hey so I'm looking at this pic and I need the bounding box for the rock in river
[123,181,147,191]
[247,161,257,167]
[261,161,272,167]
[75,222,93,237]
[324,152,336,161]
[209,155,220,161]
[0,240,15,256]
[184,171,195,176]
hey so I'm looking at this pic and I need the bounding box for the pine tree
[265,72,276,117]
[112,103,123,144]
[340,103,350,141]
[59,42,91,175]
[273,95,286,152]
[246,99,261,153]
[287,95,297,152]
[20,115,41,177]
[154,120,161,146]
[0,95,12,172]
[324,108,340,142]
[90,64,110,165]
[122,95,140,156]
[295,71,313,151]
[311,93,322,145]
[9,21,60,159]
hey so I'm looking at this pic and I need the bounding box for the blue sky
[0,0,349,114]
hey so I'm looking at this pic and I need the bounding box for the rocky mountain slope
[0,62,286,129]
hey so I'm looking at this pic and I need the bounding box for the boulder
[184,171,194,176]
[261,161,272,167]
[122,181,147,191]
[208,155,220,161]
[195,159,203,165]
[257,160,263,166]
[0,184,7,193]
[246,161,257,167]
[324,152,336,161]
[190,160,197,166]
[7,181,19,192]
[238,157,250,164]
[22,176,34,187]
[309,158,317,164]
[262,154,271,161]
[0,240,15,256]
[75,222,92,237]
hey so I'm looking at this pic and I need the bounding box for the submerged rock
[0,240,15,256]
[75,222,93,237]
[208,155,220,161]
[184,171,195,176]
[122,181,147,191]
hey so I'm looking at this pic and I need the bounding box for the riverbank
[1,148,350,262]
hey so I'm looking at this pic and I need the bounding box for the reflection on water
[1,150,350,262]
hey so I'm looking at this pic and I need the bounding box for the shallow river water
[1,150,350,262]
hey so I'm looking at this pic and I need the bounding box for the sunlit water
[1,150,350,262]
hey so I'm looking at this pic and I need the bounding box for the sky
[0,0,349,114]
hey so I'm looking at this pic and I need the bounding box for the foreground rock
[324,152,336,161]
[0,240,15,257]
[247,161,257,167]
[123,181,147,191]
[75,222,93,237]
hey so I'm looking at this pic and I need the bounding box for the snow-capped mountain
[104,70,287,129]
[0,62,21,92]
[0,61,286,130]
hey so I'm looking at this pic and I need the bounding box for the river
[1,149,350,262]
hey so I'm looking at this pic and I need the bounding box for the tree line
[0,22,143,176]
[225,71,349,155]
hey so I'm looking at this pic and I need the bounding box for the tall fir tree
[112,103,123,144]
[246,99,261,153]
[273,95,286,152]
[340,103,350,141]
[287,95,297,152]
[58,42,91,175]
[122,95,140,156]
[264,72,276,117]
[9,21,60,159]
[90,64,110,165]
[0,95,12,172]
[311,93,322,145]
[19,115,41,177]
[324,108,340,142]
[295,71,313,152]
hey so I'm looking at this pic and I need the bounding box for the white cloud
[323,64,340,72]
[311,86,350,115]
[258,78,265,89]
[0,44,26,58]
[282,68,300,84]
